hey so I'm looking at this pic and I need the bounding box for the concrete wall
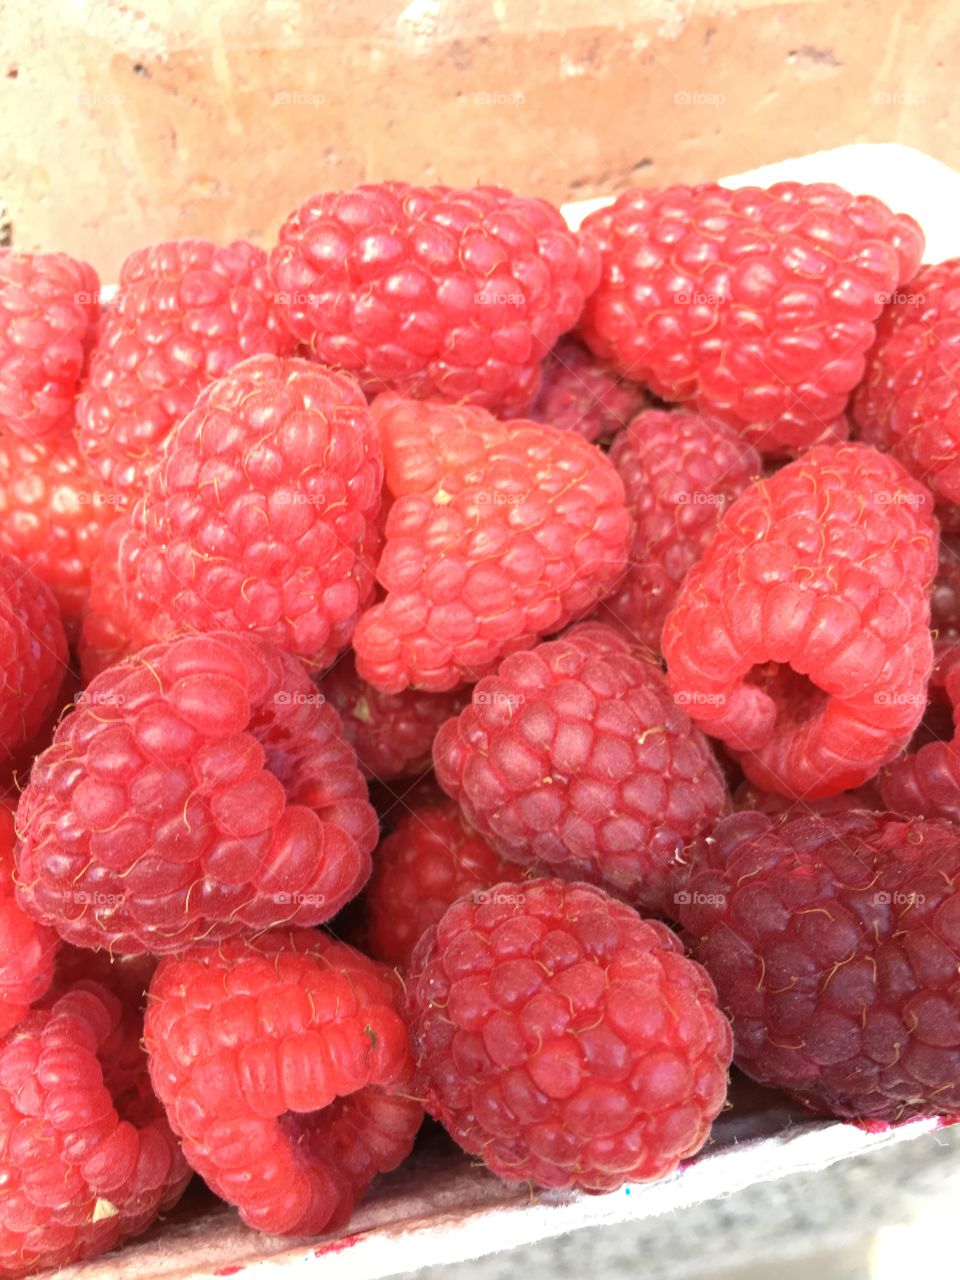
[1,1,954,278]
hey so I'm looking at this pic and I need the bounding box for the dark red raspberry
[733,778,882,817]
[0,250,100,441]
[15,632,378,954]
[55,946,157,1012]
[597,409,761,652]
[433,622,729,912]
[0,434,121,638]
[316,653,469,781]
[0,550,68,758]
[579,183,923,455]
[270,182,599,414]
[145,929,422,1236]
[524,336,648,442]
[353,396,632,693]
[879,643,960,823]
[853,259,960,511]
[0,805,57,1037]
[662,443,937,798]
[109,355,384,668]
[675,809,960,1121]
[0,980,190,1277]
[360,786,523,968]
[77,239,293,493]
[932,533,960,643]
[409,877,732,1190]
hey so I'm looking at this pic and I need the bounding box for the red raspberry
[675,809,960,1121]
[0,250,100,441]
[597,409,761,652]
[270,182,599,415]
[15,632,377,954]
[853,260,960,511]
[878,643,960,823]
[433,622,729,912]
[662,443,937,798]
[77,239,293,493]
[353,396,632,692]
[78,515,154,682]
[55,946,157,1012]
[0,434,121,638]
[316,653,469,781]
[0,550,68,758]
[579,183,923,455]
[524,336,648,442]
[110,355,383,668]
[409,878,732,1190]
[733,778,882,817]
[145,929,422,1236]
[361,786,523,968]
[0,980,190,1277]
[932,533,960,642]
[0,805,57,1037]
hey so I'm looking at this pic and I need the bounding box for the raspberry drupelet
[408,878,732,1190]
[662,443,938,798]
[353,395,632,693]
[0,549,68,759]
[0,805,57,1037]
[145,929,422,1236]
[15,632,378,954]
[270,182,600,414]
[675,809,960,1122]
[524,336,648,442]
[433,622,729,912]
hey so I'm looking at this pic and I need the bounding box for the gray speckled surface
[394,1125,960,1280]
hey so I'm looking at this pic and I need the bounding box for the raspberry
[0,550,68,758]
[145,929,422,1236]
[55,946,157,1012]
[316,653,469,781]
[111,355,384,668]
[77,239,293,493]
[409,877,732,1190]
[853,259,960,510]
[0,805,57,1036]
[733,778,882,817]
[353,396,632,692]
[270,183,599,414]
[78,515,153,682]
[0,250,100,441]
[433,622,729,912]
[579,183,923,455]
[15,632,378,954]
[524,336,648,442]
[360,786,523,967]
[675,809,960,1121]
[0,434,120,638]
[932,533,960,642]
[0,980,190,1277]
[878,643,960,823]
[597,409,761,652]
[662,443,937,798]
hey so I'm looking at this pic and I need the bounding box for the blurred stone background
[1,0,956,278]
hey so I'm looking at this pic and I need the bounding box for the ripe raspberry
[316,653,469,781]
[353,396,632,693]
[675,809,960,1121]
[0,550,68,758]
[733,778,881,817]
[409,877,732,1190]
[579,183,923,455]
[56,946,157,1012]
[0,434,121,638]
[270,182,599,414]
[108,355,383,668]
[433,622,728,912]
[662,443,937,798]
[878,643,960,823]
[0,980,190,1277]
[77,239,293,493]
[145,929,422,1236]
[597,409,761,652]
[0,250,100,441]
[78,515,153,682]
[932,534,960,642]
[0,805,57,1037]
[853,259,960,511]
[15,632,378,954]
[360,786,523,968]
[524,336,648,442]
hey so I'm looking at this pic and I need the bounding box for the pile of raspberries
[0,175,958,1276]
